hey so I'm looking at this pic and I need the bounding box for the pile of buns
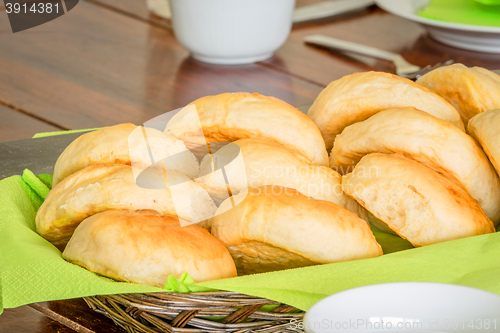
[35,64,500,288]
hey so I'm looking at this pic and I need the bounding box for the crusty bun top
[165,92,329,166]
[196,138,366,222]
[307,72,464,150]
[211,186,382,274]
[331,107,500,226]
[53,123,199,186]
[63,210,237,288]
[342,154,495,247]
[468,108,500,176]
[417,64,500,125]
[36,164,216,248]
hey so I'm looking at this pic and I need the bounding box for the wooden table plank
[87,0,150,20]
[0,2,323,131]
[0,306,77,333]
[89,0,500,87]
[86,0,377,83]
[0,105,61,143]
[85,0,172,30]
[31,299,124,333]
[2,2,499,333]
[89,0,325,20]
[85,0,319,31]
[265,8,500,86]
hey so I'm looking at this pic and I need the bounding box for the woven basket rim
[85,290,304,332]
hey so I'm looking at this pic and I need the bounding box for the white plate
[376,0,500,53]
[303,282,500,333]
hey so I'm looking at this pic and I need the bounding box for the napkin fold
[32,128,102,139]
[1,171,500,317]
[419,0,500,27]
[474,0,500,5]
[164,272,214,293]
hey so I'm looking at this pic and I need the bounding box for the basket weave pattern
[84,291,305,332]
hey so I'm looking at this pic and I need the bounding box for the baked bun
[342,154,495,247]
[211,186,382,274]
[197,138,367,221]
[165,92,329,166]
[63,210,237,287]
[36,164,216,249]
[417,64,500,125]
[53,123,199,186]
[468,109,500,176]
[307,72,464,151]
[331,108,500,225]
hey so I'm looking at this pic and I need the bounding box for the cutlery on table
[304,34,454,80]
[293,0,375,23]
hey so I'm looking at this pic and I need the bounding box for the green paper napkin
[0,173,164,317]
[164,272,214,293]
[2,171,500,317]
[419,0,500,27]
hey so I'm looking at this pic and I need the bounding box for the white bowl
[303,282,500,333]
[169,0,296,65]
[376,0,500,53]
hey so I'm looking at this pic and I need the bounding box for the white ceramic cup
[304,282,500,333]
[169,0,296,65]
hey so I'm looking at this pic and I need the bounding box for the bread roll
[342,154,495,247]
[197,138,367,221]
[331,108,500,225]
[307,72,464,150]
[417,64,500,125]
[165,92,329,166]
[36,164,216,249]
[53,123,199,186]
[63,210,236,287]
[468,109,500,176]
[211,186,382,274]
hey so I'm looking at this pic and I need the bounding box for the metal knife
[293,0,375,23]
[0,132,89,179]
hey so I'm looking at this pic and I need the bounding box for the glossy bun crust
[331,108,500,226]
[342,154,495,247]
[165,92,329,166]
[197,138,367,221]
[53,123,199,186]
[63,210,237,287]
[468,109,500,176]
[308,72,464,150]
[211,186,382,274]
[36,164,216,249]
[417,64,500,125]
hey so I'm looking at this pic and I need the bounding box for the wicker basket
[84,291,305,333]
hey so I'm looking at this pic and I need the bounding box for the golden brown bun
[331,108,500,225]
[53,123,199,186]
[197,138,367,221]
[342,154,495,247]
[307,72,464,151]
[36,164,216,249]
[165,92,329,166]
[468,109,500,176]
[211,186,382,274]
[63,210,236,287]
[417,64,500,125]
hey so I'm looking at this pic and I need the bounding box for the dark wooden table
[1,1,500,331]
